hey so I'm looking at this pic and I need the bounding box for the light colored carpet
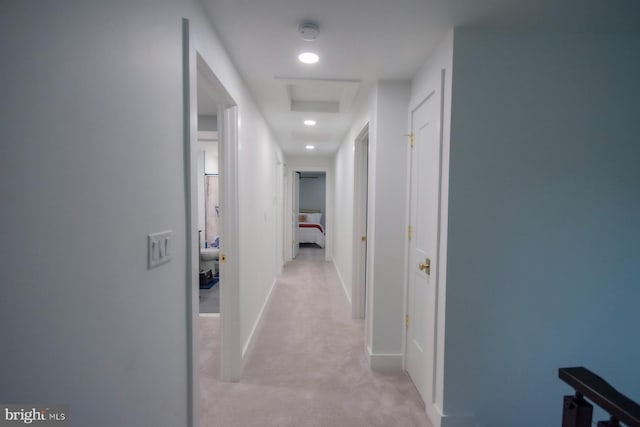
[199,246,433,427]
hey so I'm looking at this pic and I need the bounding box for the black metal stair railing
[559,367,640,427]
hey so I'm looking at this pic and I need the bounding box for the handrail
[559,367,640,427]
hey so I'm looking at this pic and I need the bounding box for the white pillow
[305,213,322,223]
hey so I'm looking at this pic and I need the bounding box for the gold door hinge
[220,254,227,263]
[361,235,367,242]
[405,133,414,148]
[408,225,413,240]
[405,314,410,330]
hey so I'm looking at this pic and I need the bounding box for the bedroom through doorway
[294,171,326,259]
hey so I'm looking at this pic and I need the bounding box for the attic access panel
[276,77,360,113]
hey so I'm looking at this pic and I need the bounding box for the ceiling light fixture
[304,119,316,126]
[305,145,315,150]
[298,52,319,64]
[298,21,320,41]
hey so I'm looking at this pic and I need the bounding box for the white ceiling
[200,0,640,157]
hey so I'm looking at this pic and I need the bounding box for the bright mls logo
[0,405,68,426]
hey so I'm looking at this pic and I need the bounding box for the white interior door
[352,128,369,319]
[292,171,300,258]
[406,85,442,405]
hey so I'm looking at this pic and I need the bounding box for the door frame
[402,70,446,422]
[284,163,333,262]
[352,124,369,319]
[183,18,242,427]
[292,171,301,258]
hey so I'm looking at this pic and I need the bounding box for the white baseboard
[241,277,278,367]
[331,258,351,305]
[439,413,475,427]
[427,404,475,427]
[198,312,220,318]
[366,346,403,373]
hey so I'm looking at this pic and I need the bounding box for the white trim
[183,23,243,418]
[351,124,369,319]
[439,414,476,427]
[331,258,351,305]
[366,346,403,373]
[426,405,476,427]
[292,171,300,258]
[197,130,218,141]
[199,313,220,318]
[241,278,278,363]
[218,105,241,381]
[182,19,199,427]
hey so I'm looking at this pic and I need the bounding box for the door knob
[418,258,431,275]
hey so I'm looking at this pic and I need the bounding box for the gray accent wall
[443,29,640,426]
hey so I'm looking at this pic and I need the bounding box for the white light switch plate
[148,230,172,269]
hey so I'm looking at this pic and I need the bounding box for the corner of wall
[424,405,476,427]
[366,346,403,374]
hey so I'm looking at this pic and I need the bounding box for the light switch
[148,230,172,269]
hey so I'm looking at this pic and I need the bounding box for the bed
[297,211,325,248]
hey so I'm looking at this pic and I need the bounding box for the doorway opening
[183,18,242,427]
[294,171,327,259]
[197,98,220,315]
[284,165,332,263]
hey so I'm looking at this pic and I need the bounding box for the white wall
[333,87,375,310]
[443,30,640,427]
[204,145,219,175]
[237,118,284,354]
[333,81,411,372]
[0,2,282,426]
[193,1,285,359]
[367,81,411,367]
[199,115,217,132]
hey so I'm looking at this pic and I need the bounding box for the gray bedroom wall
[299,173,326,226]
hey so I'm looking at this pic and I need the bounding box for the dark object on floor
[200,269,218,289]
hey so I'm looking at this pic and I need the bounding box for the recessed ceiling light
[304,119,316,126]
[305,145,315,150]
[298,52,319,64]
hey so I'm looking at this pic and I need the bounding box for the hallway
[199,246,432,427]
